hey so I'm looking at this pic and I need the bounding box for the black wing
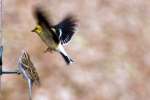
[34,7,59,44]
[34,7,52,29]
[54,15,77,44]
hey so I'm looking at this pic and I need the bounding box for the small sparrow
[32,7,77,65]
[18,50,40,100]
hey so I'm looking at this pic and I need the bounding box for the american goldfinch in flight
[32,7,77,65]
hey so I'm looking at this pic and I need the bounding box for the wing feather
[54,15,77,44]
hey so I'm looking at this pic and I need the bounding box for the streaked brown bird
[18,50,40,100]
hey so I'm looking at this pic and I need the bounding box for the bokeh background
[0,0,150,100]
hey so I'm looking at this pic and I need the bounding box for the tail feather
[59,52,74,65]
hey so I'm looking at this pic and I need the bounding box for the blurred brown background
[0,0,150,100]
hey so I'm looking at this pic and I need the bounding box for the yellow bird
[32,7,77,65]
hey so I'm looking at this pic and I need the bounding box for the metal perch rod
[1,69,20,75]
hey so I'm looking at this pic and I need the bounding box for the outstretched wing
[34,7,59,44]
[54,15,77,44]
[34,7,52,29]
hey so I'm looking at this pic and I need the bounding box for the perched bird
[18,50,40,100]
[32,7,77,65]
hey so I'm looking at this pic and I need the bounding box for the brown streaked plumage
[18,50,40,85]
[18,50,40,100]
